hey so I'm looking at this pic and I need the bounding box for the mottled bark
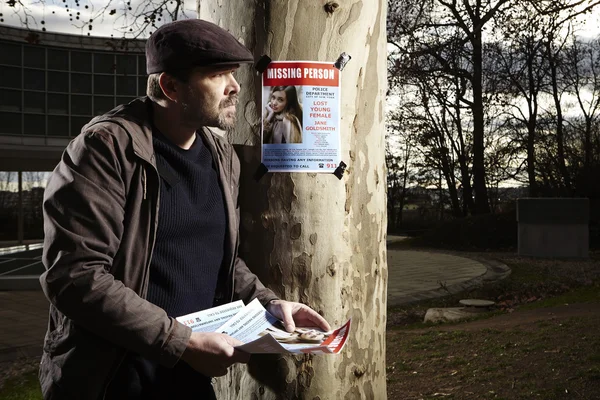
[198,1,387,399]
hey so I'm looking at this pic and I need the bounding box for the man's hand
[180,332,250,377]
[266,300,331,333]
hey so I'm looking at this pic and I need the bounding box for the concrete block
[517,198,589,258]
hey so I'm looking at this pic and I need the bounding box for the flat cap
[145,19,254,74]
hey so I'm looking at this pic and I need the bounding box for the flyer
[176,300,245,333]
[261,61,341,173]
[177,299,351,355]
[216,299,351,354]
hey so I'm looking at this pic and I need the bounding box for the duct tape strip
[333,161,347,180]
[254,163,269,182]
[255,55,272,73]
[333,52,352,71]
[332,54,350,179]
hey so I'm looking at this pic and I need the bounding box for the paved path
[0,241,508,364]
[387,250,489,306]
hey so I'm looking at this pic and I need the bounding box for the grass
[387,218,600,399]
[0,370,41,400]
[519,284,600,310]
[387,314,600,399]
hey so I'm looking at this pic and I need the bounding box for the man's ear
[158,72,180,102]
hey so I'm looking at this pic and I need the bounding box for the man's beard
[217,93,239,131]
[181,90,239,131]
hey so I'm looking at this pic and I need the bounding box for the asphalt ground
[0,248,44,277]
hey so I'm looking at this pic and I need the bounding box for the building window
[0,42,22,66]
[138,77,147,96]
[24,46,45,69]
[116,54,137,75]
[0,89,22,112]
[48,71,69,93]
[117,76,137,96]
[138,55,146,75]
[24,114,45,136]
[24,69,46,91]
[94,75,115,95]
[71,95,92,116]
[24,91,45,113]
[48,93,69,115]
[48,115,69,136]
[71,73,92,94]
[0,112,21,134]
[48,49,69,71]
[94,96,114,115]
[95,53,116,74]
[71,51,92,72]
[0,66,22,89]
[71,116,89,136]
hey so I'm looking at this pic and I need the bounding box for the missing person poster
[261,61,341,173]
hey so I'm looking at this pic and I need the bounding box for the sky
[1,0,599,38]
[0,0,197,38]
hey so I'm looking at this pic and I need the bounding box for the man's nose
[226,74,241,95]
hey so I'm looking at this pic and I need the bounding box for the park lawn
[386,291,600,399]
[0,368,40,400]
[386,249,600,399]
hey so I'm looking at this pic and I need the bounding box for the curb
[0,345,42,364]
[388,255,511,306]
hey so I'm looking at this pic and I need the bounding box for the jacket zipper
[228,143,235,302]
[103,158,159,399]
[142,167,147,200]
[139,159,160,299]
[202,128,237,304]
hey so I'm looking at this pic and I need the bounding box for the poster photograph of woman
[262,85,304,144]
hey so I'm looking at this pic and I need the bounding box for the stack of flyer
[176,299,350,355]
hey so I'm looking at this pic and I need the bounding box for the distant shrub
[404,210,518,250]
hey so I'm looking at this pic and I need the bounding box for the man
[39,19,330,399]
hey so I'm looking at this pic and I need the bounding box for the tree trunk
[398,147,411,227]
[388,181,398,232]
[526,116,537,197]
[546,40,571,195]
[585,117,592,169]
[199,1,388,399]
[471,28,491,214]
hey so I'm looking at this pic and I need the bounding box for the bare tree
[493,28,549,196]
[389,0,600,211]
[387,110,416,231]
[2,0,193,38]
[543,18,574,194]
[563,35,600,171]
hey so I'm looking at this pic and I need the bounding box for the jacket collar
[83,97,155,164]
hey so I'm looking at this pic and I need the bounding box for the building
[0,25,147,172]
[0,25,147,243]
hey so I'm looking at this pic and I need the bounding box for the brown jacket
[39,97,277,399]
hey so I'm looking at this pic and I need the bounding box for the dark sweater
[106,130,225,399]
[147,130,226,317]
